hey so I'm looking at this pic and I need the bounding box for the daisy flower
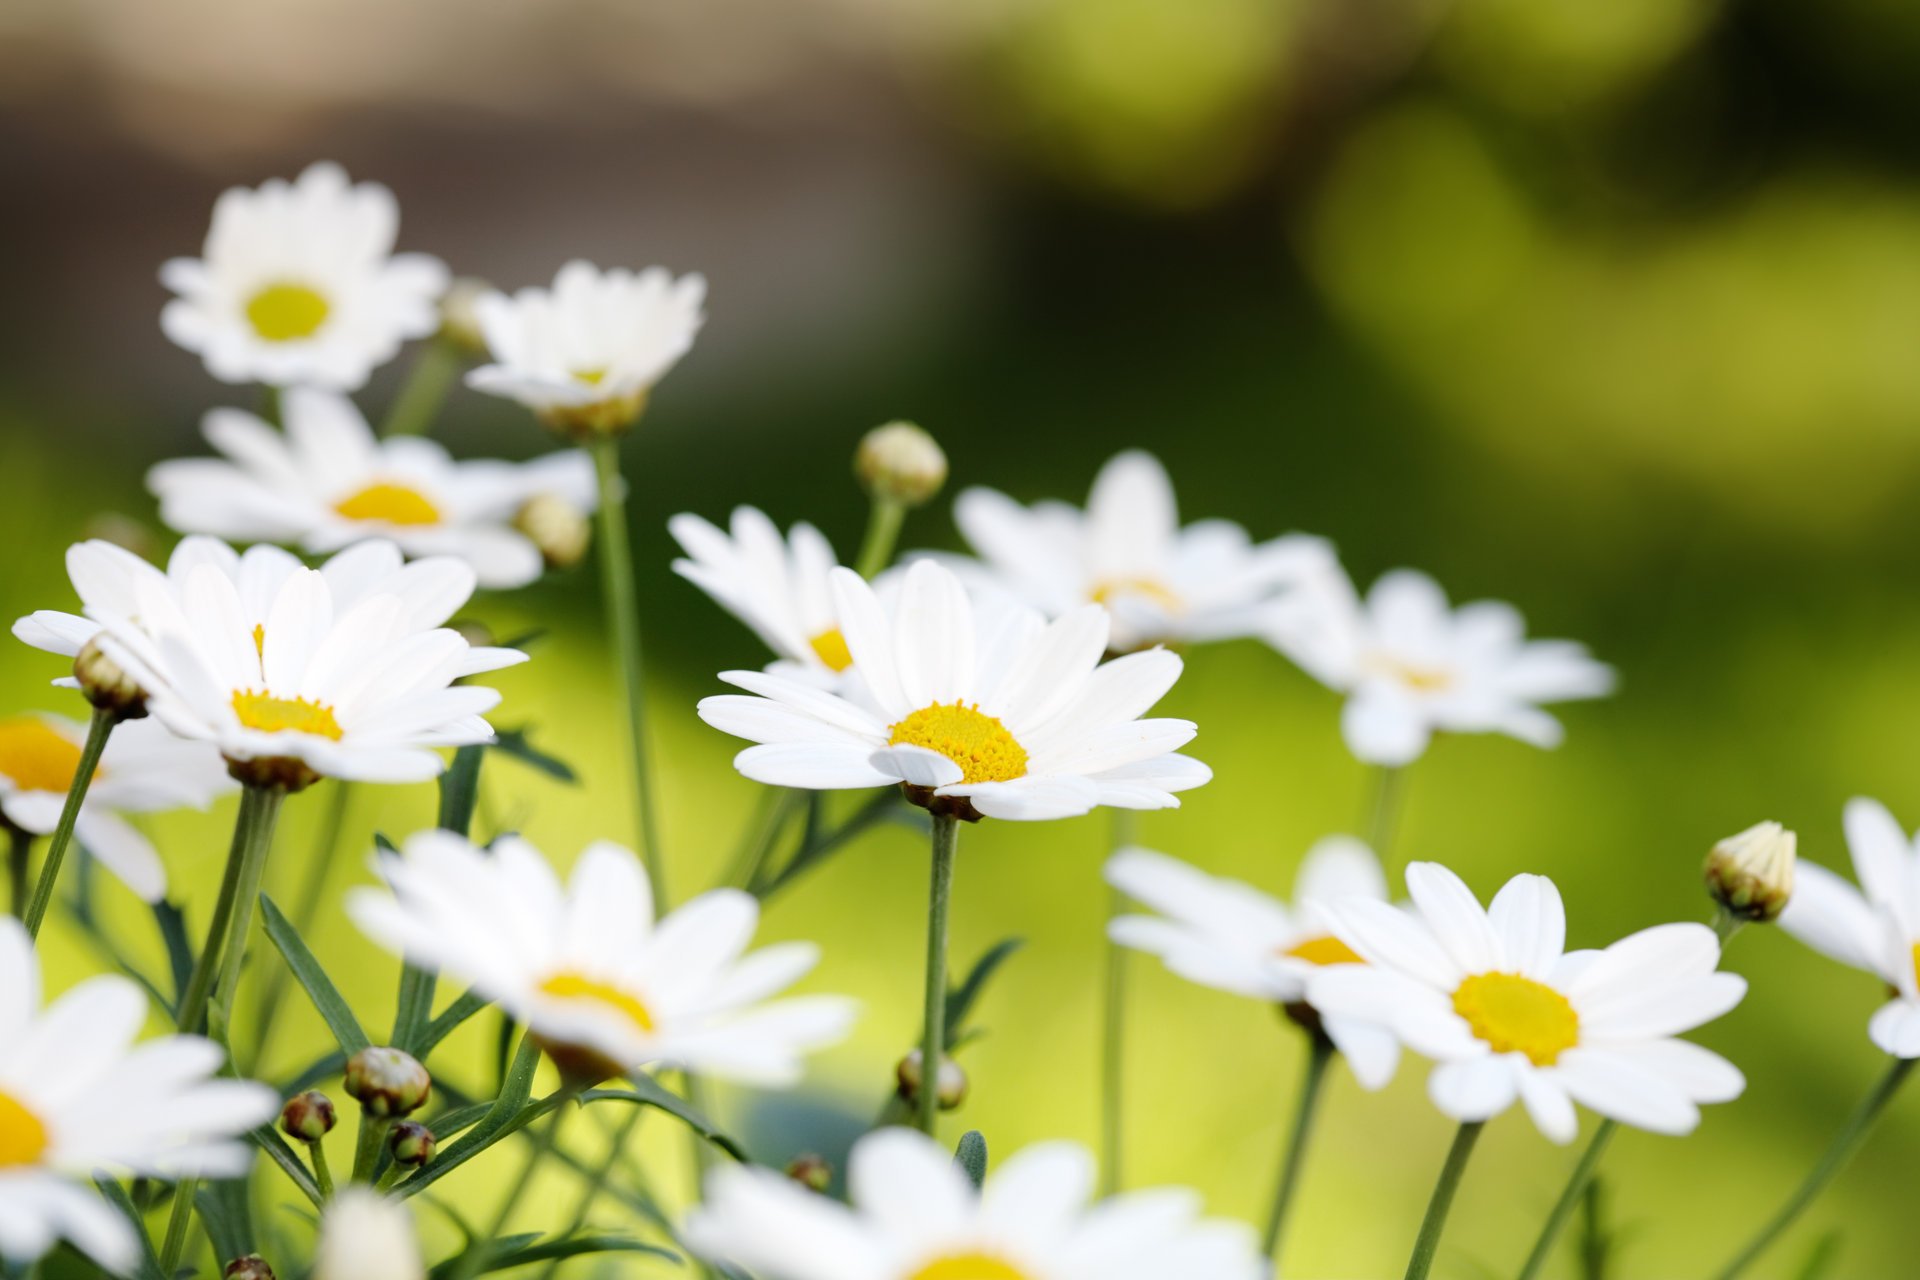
[686,1126,1265,1280]
[313,1189,425,1280]
[147,388,596,589]
[466,261,706,437]
[670,507,852,681]
[1265,564,1614,767]
[348,832,857,1086]
[1308,862,1747,1142]
[160,161,448,391]
[0,713,232,902]
[949,450,1332,654]
[0,918,279,1274]
[697,560,1210,822]
[1107,838,1399,1087]
[1780,797,1920,1057]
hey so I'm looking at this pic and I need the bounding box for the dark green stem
[853,496,906,580]
[380,339,461,437]
[1516,1120,1617,1280]
[21,706,115,938]
[7,826,30,919]
[1404,1121,1485,1280]
[176,785,283,1036]
[918,814,960,1135]
[1263,1032,1336,1262]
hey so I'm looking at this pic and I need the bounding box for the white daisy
[147,388,596,590]
[670,507,852,681]
[1306,863,1746,1142]
[697,560,1210,822]
[313,1189,425,1280]
[0,917,279,1274]
[1265,564,1614,767]
[466,260,706,436]
[0,713,232,902]
[348,832,857,1086]
[1779,797,1920,1058]
[949,450,1332,655]
[686,1126,1265,1280]
[1106,838,1400,1087]
[160,161,448,392]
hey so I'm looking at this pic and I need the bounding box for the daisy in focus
[0,714,232,902]
[160,161,448,391]
[466,260,706,437]
[670,507,853,680]
[1265,565,1614,767]
[147,388,596,589]
[697,560,1209,821]
[1107,838,1399,1087]
[349,832,857,1085]
[949,450,1332,654]
[686,1126,1265,1280]
[1308,862,1746,1142]
[1780,797,1920,1057]
[0,918,279,1274]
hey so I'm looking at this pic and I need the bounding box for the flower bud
[74,637,146,720]
[344,1047,432,1118]
[438,277,494,358]
[280,1090,337,1144]
[514,493,592,571]
[388,1121,436,1168]
[895,1048,968,1111]
[1705,821,1796,923]
[784,1153,833,1192]
[314,1189,424,1280]
[224,1256,276,1280]
[856,421,947,508]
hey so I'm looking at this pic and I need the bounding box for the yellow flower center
[1451,972,1580,1066]
[888,702,1029,785]
[1090,576,1182,613]
[245,282,331,342]
[0,717,102,794]
[573,367,609,386]
[807,627,853,673]
[1283,935,1365,967]
[231,691,344,740]
[333,481,442,527]
[0,1089,49,1169]
[1370,655,1455,694]
[907,1253,1031,1280]
[539,971,657,1034]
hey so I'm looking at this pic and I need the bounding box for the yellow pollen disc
[807,627,853,672]
[0,717,98,794]
[1090,576,1181,613]
[333,481,442,527]
[245,282,331,342]
[908,1253,1031,1280]
[888,701,1029,785]
[1451,972,1580,1066]
[1283,935,1365,967]
[231,691,344,741]
[539,971,657,1034]
[0,1089,49,1169]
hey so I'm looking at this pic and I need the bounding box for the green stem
[207,787,286,1044]
[721,789,797,889]
[1711,907,1745,948]
[21,706,115,938]
[1100,806,1140,1195]
[1713,1057,1916,1280]
[918,814,961,1135]
[380,339,461,437]
[1262,1032,1336,1262]
[7,826,30,919]
[351,1113,391,1184]
[252,780,354,1063]
[157,1180,198,1277]
[1404,1121,1485,1280]
[1365,764,1406,860]
[853,496,907,580]
[1516,1120,1617,1280]
[309,1136,335,1199]
[176,786,282,1036]
[450,1090,578,1280]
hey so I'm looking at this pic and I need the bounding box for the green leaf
[151,900,195,1006]
[1794,1231,1845,1280]
[488,726,578,784]
[374,831,400,854]
[428,1234,675,1278]
[417,988,492,1058]
[945,937,1025,1038]
[953,1131,988,1189]
[399,1036,544,1199]
[436,743,485,836]
[756,790,905,900]
[393,963,438,1057]
[90,1178,169,1280]
[249,1125,324,1207]
[582,1076,748,1162]
[193,1179,253,1264]
[259,895,370,1055]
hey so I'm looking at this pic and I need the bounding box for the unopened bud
[344,1047,432,1118]
[895,1048,968,1111]
[1705,820,1796,923]
[388,1121,436,1168]
[224,1256,276,1280]
[438,277,493,358]
[856,421,947,508]
[514,492,592,571]
[784,1153,833,1192]
[280,1090,337,1143]
[74,637,146,719]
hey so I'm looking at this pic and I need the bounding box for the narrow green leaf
[1794,1232,1844,1280]
[91,1177,169,1280]
[193,1180,252,1264]
[488,726,578,784]
[756,790,905,900]
[151,901,195,1006]
[259,895,370,1054]
[249,1126,324,1207]
[945,937,1025,1037]
[374,831,399,854]
[417,988,491,1058]
[436,743,485,836]
[393,963,437,1057]
[582,1076,748,1162]
[953,1131,988,1189]
[428,1234,675,1278]
[399,1036,544,1199]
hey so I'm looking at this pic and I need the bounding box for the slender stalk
[308,1135,335,1198]
[176,786,282,1036]
[1262,1032,1336,1262]
[380,339,461,437]
[1713,1057,1916,1280]
[1711,907,1745,948]
[252,780,354,1062]
[918,814,961,1135]
[1365,764,1406,859]
[1100,806,1140,1194]
[351,1112,391,1184]
[451,1090,578,1280]
[208,788,287,1044]
[1579,1175,1611,1280]
[21,706,115,938]
[1515,1119,1617,1280]
[852,495,906,580]
[157,1180,198,1277]
[720,789,797,890]
[7,826,30,919]
[1404,1121,1485,1280]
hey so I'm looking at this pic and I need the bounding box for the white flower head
[1780,798,1920,1058]
[0,713,233,902]
[160,161,448,391]
[950,450,1332,654]
[349,833,857,1086]
[466,260,706,436]
[1266,565,1614,766]
[686,1126,1266,1280]
[670,507,853,682]
[1107,838,1400,1087]
[697,560,1210,822]
[147,388,597,589]
[1308,862,1747,1143]
[313,1188,424,1280]
[0,918,279,1274]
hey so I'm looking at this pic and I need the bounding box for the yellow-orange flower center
[231,691,344,740]
[0,1089,49,1169]
[539,971,657,1034]
[245,282,331,342]
[1452,972,1580,1066]
[0,717,99,794]
[333,481,442,527]
[1090,576,1181,613]
[908,1253,1031,1280]
[888,702,1029,785]
[807,627,853,673]
[1370,654,1456,694]
[1283,935,1365,967]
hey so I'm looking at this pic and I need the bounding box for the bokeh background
[5,0,1920,1276]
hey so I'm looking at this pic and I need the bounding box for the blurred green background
[5,0,1920,1275]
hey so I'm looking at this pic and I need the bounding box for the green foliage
[259,894,371,1055]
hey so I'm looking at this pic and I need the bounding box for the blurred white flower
[670,507,851,681]
[313,1188,425,1280]
[147,388,596,589]
[160,161,448,391]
